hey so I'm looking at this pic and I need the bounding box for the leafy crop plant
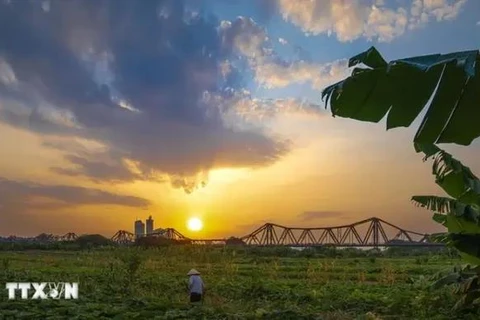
[322,47,480,310]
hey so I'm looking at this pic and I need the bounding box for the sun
[187,217,203,232]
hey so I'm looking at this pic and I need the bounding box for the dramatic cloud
[220,17,269,58]
[253,58,349,90]
[409,0,468,30]
[0,58,17,85]
[276,0,467,42]
[204,89,325,124]
[220,16,350,90]
[50,154,156,184]
[0,177,150,212]
[0,0,293,193]
[277,0,407,42]
[2,0,462,195]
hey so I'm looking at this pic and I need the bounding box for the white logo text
[5,282,78,300]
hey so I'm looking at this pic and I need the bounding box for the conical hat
[187,268,200,276]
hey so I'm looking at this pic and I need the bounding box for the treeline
[235,245,460,259]
[0,235,246,250]
[0,234,459,259]
[0,234,115,251]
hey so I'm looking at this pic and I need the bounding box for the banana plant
[322,46,480,147]
[321,47,480,309]
[431,264,480,310]
[412,144,480,309]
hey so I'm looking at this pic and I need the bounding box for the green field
[0,247,477,319]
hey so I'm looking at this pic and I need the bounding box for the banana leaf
[321,47,480,146]
[415,144,480,208]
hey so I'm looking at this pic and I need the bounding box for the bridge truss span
[0,217,441,247]
[111,230,135,244]
[240,217,439,247]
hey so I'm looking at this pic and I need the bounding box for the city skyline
[1,0,480,238]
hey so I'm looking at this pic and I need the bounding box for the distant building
[134,219,145,238]
[146,215,154,235]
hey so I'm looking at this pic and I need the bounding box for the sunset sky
[0,0,479,239]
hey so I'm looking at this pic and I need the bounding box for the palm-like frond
[415,144,480,207]
[412,195,459,213]
[412,146,480,266]
[321,47,480,146]
[413,195,480,230]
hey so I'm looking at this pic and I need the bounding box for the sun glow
[187,217,203,232]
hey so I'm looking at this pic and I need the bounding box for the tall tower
[146,215,154,235]
[134,219,145,239]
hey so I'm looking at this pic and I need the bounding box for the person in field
[187,269,205,303]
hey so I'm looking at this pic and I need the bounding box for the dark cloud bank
[0,177,150,235]
[0,177,149,216]
[0,0,291,193]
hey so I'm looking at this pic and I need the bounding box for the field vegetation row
[0,246,478,319]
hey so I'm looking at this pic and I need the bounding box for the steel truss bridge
[240,217,440,247]
[1,217,443,248]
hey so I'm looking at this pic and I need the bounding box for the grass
[0,246,478,319]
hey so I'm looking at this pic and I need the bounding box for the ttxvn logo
[5,282,78,300]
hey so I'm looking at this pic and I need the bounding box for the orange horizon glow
[1,119,480,238]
